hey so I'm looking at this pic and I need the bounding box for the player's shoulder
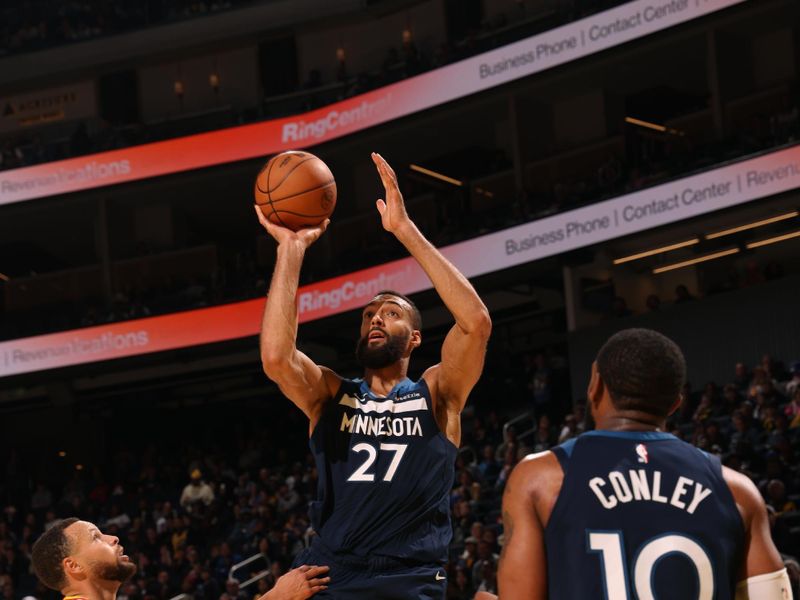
[721,465,765,524]
[508,451,563,496]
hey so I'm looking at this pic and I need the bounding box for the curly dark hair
[31,517,79,591]
[596,328,686,418]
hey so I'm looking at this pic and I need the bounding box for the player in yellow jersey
[31,518,329,600]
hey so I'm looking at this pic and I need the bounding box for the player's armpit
[497,455,551,600]
[427,314,491,412]
[265,353,339,424]
[723,466,785,580]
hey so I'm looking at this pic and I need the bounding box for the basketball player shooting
[478,329,792,600]
[30,519,330,600]
[255,152,491,599]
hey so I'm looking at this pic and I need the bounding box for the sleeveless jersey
[308,377,457,563]
[545,430,745,600]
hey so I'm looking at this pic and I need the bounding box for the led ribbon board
[0,0,746,206]
[1,142,798,377]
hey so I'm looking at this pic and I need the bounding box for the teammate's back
[492,328,791,600]
[546,430,743,598]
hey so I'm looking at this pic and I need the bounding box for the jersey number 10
[587,531,714,600]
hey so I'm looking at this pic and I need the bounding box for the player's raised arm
[496,454,552,600]
[255,207,338,425]
[724,467,793,599]
[371,153,491,413]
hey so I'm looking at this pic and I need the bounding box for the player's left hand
[372,152,412,236]
[261,565,330,599]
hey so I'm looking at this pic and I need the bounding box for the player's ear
[410,329,421,350]
[667,395,682,416]
[63,556,84,580]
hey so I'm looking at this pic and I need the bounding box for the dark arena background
[1,0,800,598]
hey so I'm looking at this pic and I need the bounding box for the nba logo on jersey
[635,443,649,463]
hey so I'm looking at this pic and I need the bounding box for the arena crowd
[1,351,799,599]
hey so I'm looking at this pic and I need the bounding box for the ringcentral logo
[297,267,412,314]
[281,95,392,143]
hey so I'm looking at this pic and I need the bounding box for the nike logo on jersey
[588,469,712,514]
[435,572,446,581]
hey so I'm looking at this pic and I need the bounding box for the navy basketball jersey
[308,377,457,563]
[545,430,744,600]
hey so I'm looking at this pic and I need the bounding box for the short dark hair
[596,328,686,418]
[31,517,79,591]
[372,290,422,330]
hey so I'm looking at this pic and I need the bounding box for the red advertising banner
[0,0,745,206]
[2,143,799,378]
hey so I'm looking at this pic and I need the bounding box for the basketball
[254,150,337,231]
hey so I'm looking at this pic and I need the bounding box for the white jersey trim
[339,394,428,414]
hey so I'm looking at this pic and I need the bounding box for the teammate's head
[356,290,422,369]
[31,519,136,593]
[591,328,686,419]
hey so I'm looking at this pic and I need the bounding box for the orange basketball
[254,150,337,231]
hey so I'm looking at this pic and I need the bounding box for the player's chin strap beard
[355,330,410,369]
[89,560,137,583]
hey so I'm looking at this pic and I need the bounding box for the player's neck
[63,578,120,600]
[363,363,408,396]
[596,411,666,432]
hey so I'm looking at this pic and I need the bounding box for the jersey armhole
[542,444,570,534]
[551,437,576,474]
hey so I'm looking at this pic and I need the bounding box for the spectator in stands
[734,362,750,393]
[528,353,553,413]
[610,296,632,318]
[787,389,800,428]
[531,415,556,452]
[557,414,578,443]
[494,425,518,463]
[477,445,501,484]
[30,484,53,514]
[179,469,215,514]
[447,566,475,600]
[474,557,498,595]
[766,480,797,516]
[783,362,800,398]
[645,294,661,312]
[730,409,762,454]
[722,383,741,414]
[692,393,717,422]
[460,536,479,572]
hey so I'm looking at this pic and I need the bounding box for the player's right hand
[254,205,329,249]
[262,564,330,599]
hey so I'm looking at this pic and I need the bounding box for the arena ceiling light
[613,238,700,265]
[625,116,684,136]
[706,210,799,239]
[409,164,463,186]
[652,248,740,274]
[746,229,800,250]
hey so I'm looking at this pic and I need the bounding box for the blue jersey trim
[560,437,578,458]
[582,430,676,441]
[357,377,414,398]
